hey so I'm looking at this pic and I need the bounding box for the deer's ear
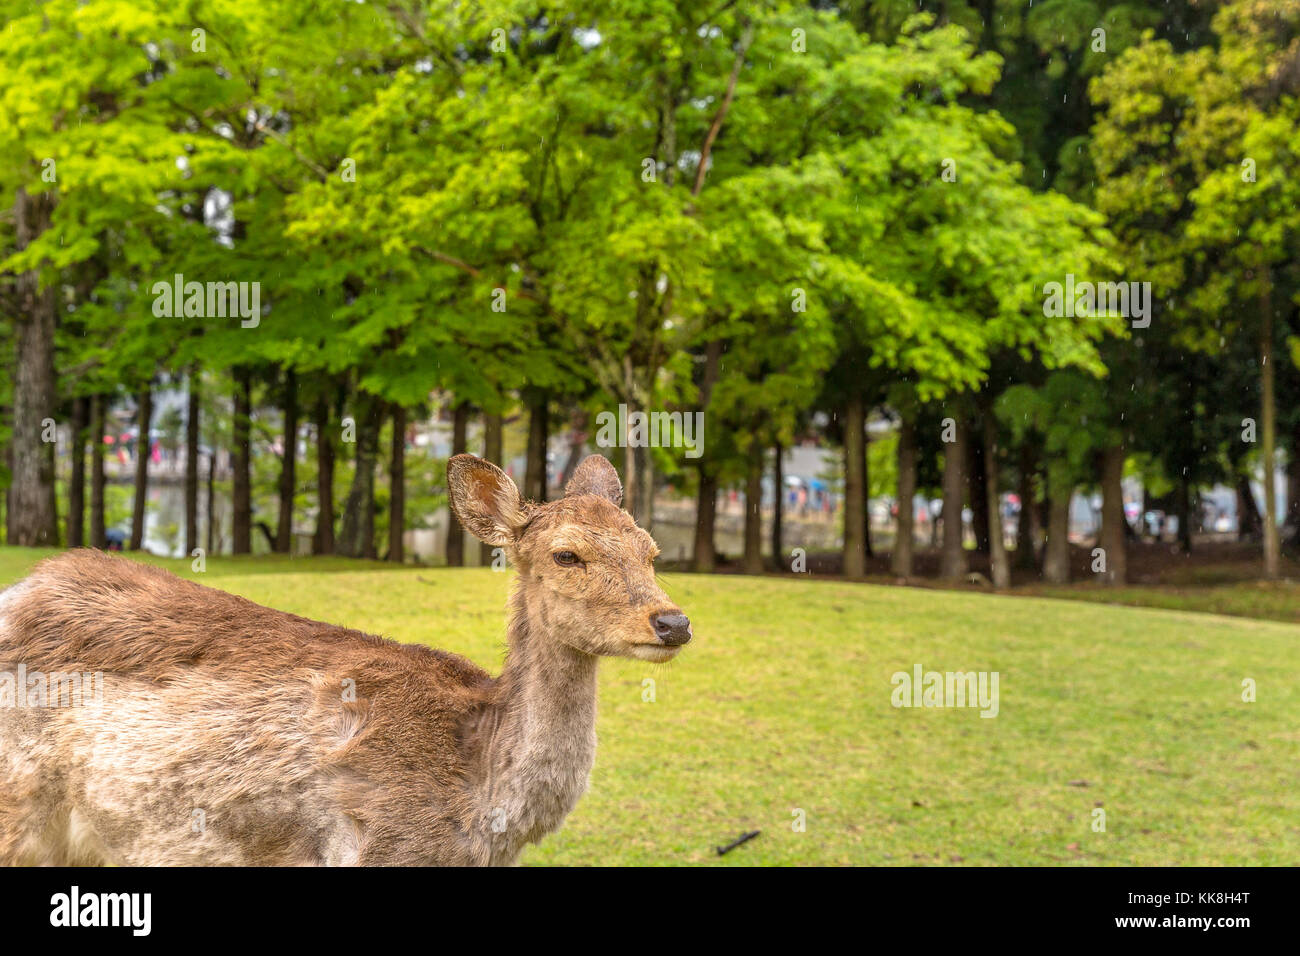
[447,455,525,546]
[565,455,623,506]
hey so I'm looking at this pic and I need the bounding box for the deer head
[447,454,691,662]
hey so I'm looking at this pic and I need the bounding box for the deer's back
[2,550,489,683]
[0,550,498,865]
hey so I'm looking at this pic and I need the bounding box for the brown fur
[0,455,688,866]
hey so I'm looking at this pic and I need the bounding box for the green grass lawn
[1027,579,1300,625]
[2,546,1297,865]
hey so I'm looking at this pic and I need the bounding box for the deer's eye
[553,551,583,568]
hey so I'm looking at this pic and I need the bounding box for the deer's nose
[651,611,692,646]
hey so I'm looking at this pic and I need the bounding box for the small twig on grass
[716,830,760,856]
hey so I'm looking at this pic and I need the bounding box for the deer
[0,454,691,866]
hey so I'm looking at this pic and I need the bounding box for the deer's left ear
[565,455,623,506]
[447,455,526,546]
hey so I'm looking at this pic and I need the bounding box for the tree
[1092,1,1300,577]
[6,188,57,545]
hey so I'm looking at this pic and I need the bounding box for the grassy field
[2,546,1297,865]
[1027,579,1300,625]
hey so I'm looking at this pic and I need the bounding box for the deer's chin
[625,642,683,663]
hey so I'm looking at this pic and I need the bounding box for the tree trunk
[206,451,216,555]
[7,187,58,547]
[1043,469,1071,584]
[314,394,335,555]
[129,384,153,550]
[1237,474,1262,541]
[983,411,1010,588]
[185,374,200,555]
[862,431,873,558]
[338,393,379,558]
[480,410,504,565]
[1098,444,1127,585]
[638,444,655,533]
[1137,485,1150,541]
[693,470,719,572]
[622,437,638,525]
[1035,482,1048,550]
[524,388,549,503]
[232,367,253,554]
[969,430,990,554]
[559,411,586,487]
[359,407,379,561]
[940,417,968,580]
[1014,443,1037,570]
[445,401,469,566]
[68,396,88,548]
[891,416,916,577]
[1287,415,1300,547]
[90,394,107,549]
[1260,273,1279,578]
[691,338,725,571]
[743,441,764,573]
[620,417,654,528]
[842,394,867,577]
[771,441,783,568]
[1176,475,1193,555]
[389,404,406,563]
[275,369,298,553]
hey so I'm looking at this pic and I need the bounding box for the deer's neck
[475,588,598,862]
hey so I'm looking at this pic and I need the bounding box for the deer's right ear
[565,455,623,506]
[447,455,526,546]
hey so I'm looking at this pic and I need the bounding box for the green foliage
[0,0,1272,557]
